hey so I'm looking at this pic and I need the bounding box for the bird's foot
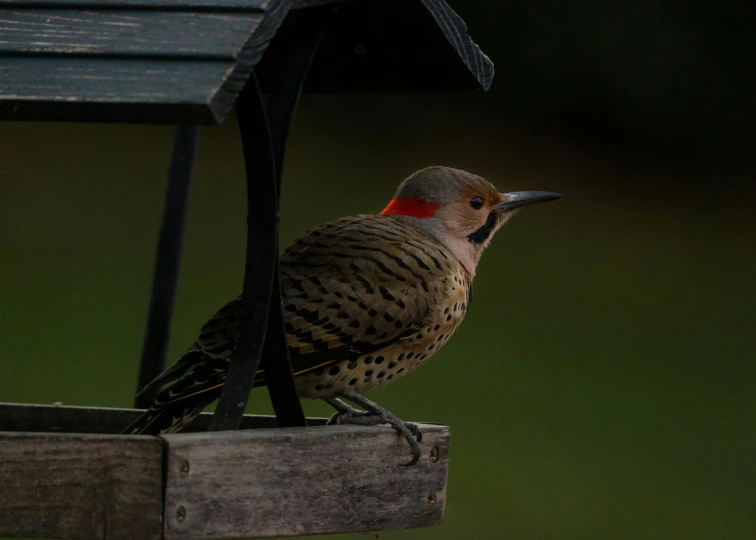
[328,394,423,466]
[327,409,422,441]
[324,397,373,425]
[327,410,383,426]
[325,397,421,436]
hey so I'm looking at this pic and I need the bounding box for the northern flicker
[124,166,561,465]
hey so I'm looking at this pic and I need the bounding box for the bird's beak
[494,191,563,214]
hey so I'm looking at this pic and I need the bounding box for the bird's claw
[328,412,422,442]
[325,398,376,426]
[325,395,423,466]
[393,420,423,466]
[404,422,423,443]
[326,409,375,426]
[329,411,423,466]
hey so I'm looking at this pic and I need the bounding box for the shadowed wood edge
[0,401,446,433]
[0,401,316,433]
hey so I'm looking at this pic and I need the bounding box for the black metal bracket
[135,125,199,409]
[208,74,281,431]
[210,7,334,431]
[260,7,334,427]
[134,6,333,431]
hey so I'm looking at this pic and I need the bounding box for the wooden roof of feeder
[0,0,494,123]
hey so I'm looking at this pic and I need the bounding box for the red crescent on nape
[380,197,440,219]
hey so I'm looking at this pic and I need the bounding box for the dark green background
[1,1,755,539]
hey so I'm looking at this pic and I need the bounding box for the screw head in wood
[426,491,437,506]
[179,460,190,478]
[176,506,186,523]
[429,445,439,463]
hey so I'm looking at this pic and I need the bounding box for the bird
[124,166,562,465]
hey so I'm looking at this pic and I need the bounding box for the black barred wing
[278,214,457,375]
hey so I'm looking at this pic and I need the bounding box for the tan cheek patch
[446,200,486,233]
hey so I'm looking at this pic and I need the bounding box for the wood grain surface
[0,431,163,540]
[163,424,450,538]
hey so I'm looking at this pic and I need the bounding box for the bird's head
[381,166,562,275]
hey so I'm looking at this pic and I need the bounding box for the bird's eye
[470,196,484,210]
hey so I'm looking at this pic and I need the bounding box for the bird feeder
[0,1,493,538]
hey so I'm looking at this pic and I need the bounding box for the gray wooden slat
[0,0,493,121]
[0,431,163,540]
[0,0,289,123]
[3,0,272,9]
[0,10,261,58]
[162,425,450,539]
[0,56,232,123]
[0,402,327,433]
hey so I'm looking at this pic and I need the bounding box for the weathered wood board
[0,0,290,123]
[0,0,493,124]
[162,425,450,539]
[0,10,262,57]
[0,403,450,538]
[0,431,163,540]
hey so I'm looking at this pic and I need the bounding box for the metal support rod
[209,7,333,430]
[266,8,333,182]
[260,7,333,427]
[208,75,278,431]
[135,125,199,409]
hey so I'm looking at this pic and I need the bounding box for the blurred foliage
[1,1,755,539]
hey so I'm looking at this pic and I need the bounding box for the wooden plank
[0,0,491,123]
[162,424,450,539]
[0,0,289,123]
[3,0,272,9]
[0,431,163,540]
[0,56,232,123]
[0,402,325,433]
[0,10,261,58]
